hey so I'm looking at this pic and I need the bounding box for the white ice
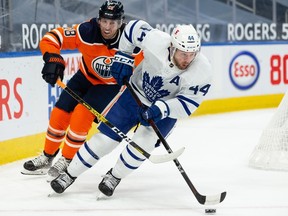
[1,108,288,216]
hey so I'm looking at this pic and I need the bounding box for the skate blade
[21,169,48,175]
[48,190,58,197]
[96,192,109,201]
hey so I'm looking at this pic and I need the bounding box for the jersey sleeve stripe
[178,99,192,116]
[43,35,60,47]
[177,95,200,116]
[49,30,63,47]
[124,20,140,43]
[177,95,200,107]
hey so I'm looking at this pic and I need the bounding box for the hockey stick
[125,80,226,205]
[56,79,184,164]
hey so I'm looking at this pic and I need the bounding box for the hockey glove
[111,51,134,86]
[139,100,170,126]
[139,105,162,126]
[41,52,65,86]
[138,104,163,126]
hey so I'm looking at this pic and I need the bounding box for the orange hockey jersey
[39,18,143,85]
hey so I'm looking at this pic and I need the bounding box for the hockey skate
[50,171,76,194]
[47,156,71,182]
[21,150,59,175]
[98,168,121,197]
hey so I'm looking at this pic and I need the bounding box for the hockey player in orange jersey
[21,0,142,180]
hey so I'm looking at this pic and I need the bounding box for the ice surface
[1,108,288,216]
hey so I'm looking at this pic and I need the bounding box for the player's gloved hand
[138,101,169,126]
[111,51,134,86]
[139,105,162,126]
[41,52,65,87]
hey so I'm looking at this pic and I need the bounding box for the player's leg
[99,118,177,196]
[50,133,120,193]
[21,71,88,175]
[46,104,94,180]
[48,84,121,179]
[50,88,139,193]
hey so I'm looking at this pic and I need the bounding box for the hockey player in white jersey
[50,20,213,196]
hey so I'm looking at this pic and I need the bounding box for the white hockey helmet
[171,24,201,52]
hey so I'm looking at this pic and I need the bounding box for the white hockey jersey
[120,20,213,119]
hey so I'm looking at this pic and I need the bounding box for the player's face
[98,18,121,40]
[173,49,196,70]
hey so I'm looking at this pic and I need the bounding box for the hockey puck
[205,209,216,214]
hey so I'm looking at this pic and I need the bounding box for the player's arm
[168,80,212,119]
[111,20,152,86]
[138,78,212,126]
[39,24,80,54]
[119,20,153,54]
[39,25,80,86]
[169,59,214,119]
[142,54,213,122]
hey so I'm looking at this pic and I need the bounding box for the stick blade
[200,191,227,205]
[149,147,185,163]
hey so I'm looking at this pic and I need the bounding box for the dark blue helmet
[99,0,124,20]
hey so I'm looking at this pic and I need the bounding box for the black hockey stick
[56,80,184,164]
[125,80,226,205]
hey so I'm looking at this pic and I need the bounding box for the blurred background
[1,0,288,52]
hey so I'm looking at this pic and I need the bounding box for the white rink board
[0,53,80,141]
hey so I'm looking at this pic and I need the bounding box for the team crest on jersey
[91,56,114,78]
[142,72,170,102]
